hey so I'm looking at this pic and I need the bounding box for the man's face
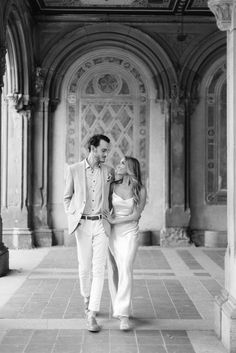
[92,139,109,164]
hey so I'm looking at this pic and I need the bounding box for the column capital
[208,0,233,31]
[7,92,24,111]
[32,96,60,112]
[6,93,33,121]
[30,96,50,112]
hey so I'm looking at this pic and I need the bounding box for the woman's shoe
[119,316,131,331]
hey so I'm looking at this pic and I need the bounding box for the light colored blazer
[64,159,114,235]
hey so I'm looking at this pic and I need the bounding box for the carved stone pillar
[161,89,191,247]
[0,43,9,275]
[1,94,33,248]
[208,0,236,351]
[31,97,52,247]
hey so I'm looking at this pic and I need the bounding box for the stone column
[161,89,191,247]
[31,97,52,247]
[208,0,236,351]
[1,94,33,248]
[0,43,9,275]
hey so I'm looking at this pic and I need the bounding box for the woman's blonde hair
[125,156,143,204]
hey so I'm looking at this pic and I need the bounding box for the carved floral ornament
[97,74,119,94]
[208,0,233,31]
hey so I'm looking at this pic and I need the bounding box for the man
[64,134,114,332]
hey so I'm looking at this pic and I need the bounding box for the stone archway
[48,46,166,242]
[37,23,177,245]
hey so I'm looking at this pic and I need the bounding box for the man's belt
[81,215,103,220]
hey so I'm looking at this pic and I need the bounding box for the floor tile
[161,330,190,345]
[24,344,54,353]
[1,335,30,345]
[166,344,196,353]
[139,345,167,353]
[110,334,136,345]
[81,343,110,353]
[53,345,82,353]
[0,345,25,353]
[110,344,138,353]
[56,336,83,345]
[203,250,225,269]
[177,250,203,270]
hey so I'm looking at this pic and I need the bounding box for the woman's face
[115,158,127,176]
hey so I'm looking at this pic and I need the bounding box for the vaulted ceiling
[31,0,213,16]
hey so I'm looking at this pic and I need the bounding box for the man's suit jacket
[64,159,114,235]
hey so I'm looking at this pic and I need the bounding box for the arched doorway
[190,57,227,247]
[48,47,166,243]
[65,51,149,181]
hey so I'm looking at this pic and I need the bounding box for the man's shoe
[119,316,131,331]
[86,315,100,332]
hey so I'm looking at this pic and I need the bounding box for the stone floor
[0,246,227,353]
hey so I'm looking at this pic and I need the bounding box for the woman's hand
[103,210,115,224]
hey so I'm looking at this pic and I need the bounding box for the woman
[103,156,147,330]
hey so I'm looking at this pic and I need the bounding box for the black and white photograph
[0,0,233,352]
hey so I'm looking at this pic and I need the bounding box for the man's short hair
[88,134,110,152]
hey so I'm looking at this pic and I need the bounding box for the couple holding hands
[64,134,146,332]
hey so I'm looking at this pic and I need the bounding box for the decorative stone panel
[205,63,227,204]
[66,55,149,181]
[46,0,155,7]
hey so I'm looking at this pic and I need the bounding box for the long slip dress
[108,191,139,318]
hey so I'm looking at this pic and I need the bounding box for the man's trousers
[74,218,108,312]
